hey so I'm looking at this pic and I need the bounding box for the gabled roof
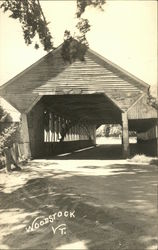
[0,44,149,113]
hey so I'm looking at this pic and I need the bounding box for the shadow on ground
[49,143,155,160]
[50,144,127,160]
[0,154,158,250]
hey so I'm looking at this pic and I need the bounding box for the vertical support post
[122,112,130,158]
[156,82,158,157]
[21,113,31,159]
[156,125,158,157]
[156,89,158,155]
[93,124,96,145]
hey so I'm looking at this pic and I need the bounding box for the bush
[128,154,151,163]
[128,154,158,166]
[0,123,19,153]
[0,104,21,170]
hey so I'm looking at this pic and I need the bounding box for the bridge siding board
[2,94,39,113]
[27,101,44,157]
[34,56,143,93]
[122,112,129,158]
[1,46,157,157]
[0,47,147,113]
[1,49,65,94]
[87,50,149,91]
[20,113,31,158]
[127,95,157,120]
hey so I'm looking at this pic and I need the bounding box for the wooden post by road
[156,125,158,157]
[21,113,31,159]
[122,112,130,158]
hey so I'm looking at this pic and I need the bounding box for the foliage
[0,0,106,56]
[0,0,53,51]
[108,125,122,137]
[0,105,19,153]
[148,94,158,110]
[61,34,88,63]
[76,0,105,18]
[0,105,20,170]
[0,123,19,153]
[96,124,122,137]
[96,124,136,137]
[0,105,5,119]
[0,105,9,124]
[0,105,13,132]
[61,1,105,62]
[61,18,91,63]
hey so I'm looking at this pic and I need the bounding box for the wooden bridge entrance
[0,45,157,158]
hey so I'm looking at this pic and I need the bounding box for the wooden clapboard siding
[87,49,149,91]
[127,94,157,120]
[27,100,44,157]
[107,91,141,111]
[34,54,143,110]
[0,45,149,114]
[1,93,39,113]
[2,94,39,113]
[0,47,65,94]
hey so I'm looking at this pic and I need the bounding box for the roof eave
[0,44,63,91]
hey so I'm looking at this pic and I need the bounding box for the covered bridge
[0,45,157,159]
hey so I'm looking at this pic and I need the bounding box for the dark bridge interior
[27,93,157,158]
[42,94,121,125]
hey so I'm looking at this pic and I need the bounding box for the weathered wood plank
[128,94,157,119]
[122,112,129,158]
[20,114,31,159]
[156,125,158,156]
[0,46,150,113]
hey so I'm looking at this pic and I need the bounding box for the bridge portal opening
[28,93,123,158]
[27,93,157,159]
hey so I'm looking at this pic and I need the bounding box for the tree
[148,95,158,110]
[0,0,106,60]
[0,105,13,132]
[0,0,53,51]
[0,105,21,172]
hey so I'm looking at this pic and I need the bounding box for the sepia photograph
[0,0,158,249]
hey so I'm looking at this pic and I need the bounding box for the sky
[0,0,157,97]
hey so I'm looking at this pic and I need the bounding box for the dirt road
[0,145,158,250]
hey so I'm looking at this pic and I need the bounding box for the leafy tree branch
[0,0,53,51]
[0,0,106,58]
